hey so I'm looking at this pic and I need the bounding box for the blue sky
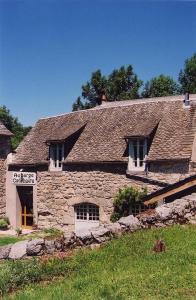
[0,0,196,126]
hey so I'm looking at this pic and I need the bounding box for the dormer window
[49,143,64,171]
[128,138,148,171]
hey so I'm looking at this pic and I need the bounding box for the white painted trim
[128,138,147,172]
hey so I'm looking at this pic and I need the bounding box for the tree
[107,65,142,101]
[72,97,84,111]
[179,53,196,93]
[142,75,179,98]
[0,105,31,150]
[72,65,142,110]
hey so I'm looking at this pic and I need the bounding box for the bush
[2,216,10,225]
[0,219,9,230]
[110,186,147,222]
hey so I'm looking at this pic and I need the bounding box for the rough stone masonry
[0,195,195,260]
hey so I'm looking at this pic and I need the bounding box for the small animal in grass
[153,239,166,252]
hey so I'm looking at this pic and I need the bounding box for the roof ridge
[38,93,196,121]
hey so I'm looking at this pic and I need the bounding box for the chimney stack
[184,92,190,106]
[100,93,107,105]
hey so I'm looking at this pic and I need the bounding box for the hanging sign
[12,172,36,185]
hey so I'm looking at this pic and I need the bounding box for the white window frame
[75,203,99,222]
[49,143,64,171]
[128,138,147,171]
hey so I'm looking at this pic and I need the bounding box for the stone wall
[0,195,195,260]
[0,136,11,217]
[0,159,6,217]
[147,161,194,184]
[36,164,158,232]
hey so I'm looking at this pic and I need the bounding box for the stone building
[5,94,196,232]
[0,122,13,217]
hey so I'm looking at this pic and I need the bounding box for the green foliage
[111,186,147,222]
[1,216,10,225]
[179,52,196,93]
[0,219,8,230]
[0,256,75,296]
[72,65,142,110]
[1,225,196,299]
[0,106,31,150]
[107,65,142,101]
[0,236,22,247]
[15,228,22,236]
[142,74,179,98]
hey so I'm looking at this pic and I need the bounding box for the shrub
[0,219,9,230]
[110,186,147,222]
[15,227,22,236]
[2,216,10,225]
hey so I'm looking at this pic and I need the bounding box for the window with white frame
[75,203,99,222]
[128,138,148,171]
[49,143,64,171]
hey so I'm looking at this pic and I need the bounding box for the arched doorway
[74,203,99,232]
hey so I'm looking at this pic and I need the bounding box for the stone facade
[0,136,11,217]
[36,164,159,232]
[0,159,6,217]
[148,161,193,184]
[0,193,195,260]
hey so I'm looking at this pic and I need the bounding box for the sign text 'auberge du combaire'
[12,172,36,185]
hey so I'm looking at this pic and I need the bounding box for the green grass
[0,236,22,247]
[0,228,63,247]
[1,225,196,300]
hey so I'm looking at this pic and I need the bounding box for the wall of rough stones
[0,195,195,260]
[36,164,158,231]
[0,159,6,217]
[0,137,11,217]
[148,161,193,184]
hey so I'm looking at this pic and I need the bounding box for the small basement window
[49,143,64,171]
[75,203,99,221]
[128,138,148,171]
[75,203,100,231]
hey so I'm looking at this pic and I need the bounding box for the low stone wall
[0,195,195,260]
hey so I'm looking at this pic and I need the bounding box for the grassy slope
[0,228,63,247]
[3,225,196,300]
[0,236,20,246]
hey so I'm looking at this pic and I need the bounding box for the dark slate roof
[11,94,196,165]
[0,122,13,136]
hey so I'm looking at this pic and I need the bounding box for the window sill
[126,169,146,176]
[49,168,63,172]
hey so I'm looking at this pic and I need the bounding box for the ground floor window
[75,203,99,221]
[75,203,99,231]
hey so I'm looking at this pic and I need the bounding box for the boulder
[118,215,141,230]
[91,226,111,243]
[0,245,12,259]
[26,238,45,256]
[155,206,172,220]
[55,238,64,251]
[64,232,76,248]
[75,229,92,241]
[105,222,122,236]
[9,240,28,259]
[45,240,56,254]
